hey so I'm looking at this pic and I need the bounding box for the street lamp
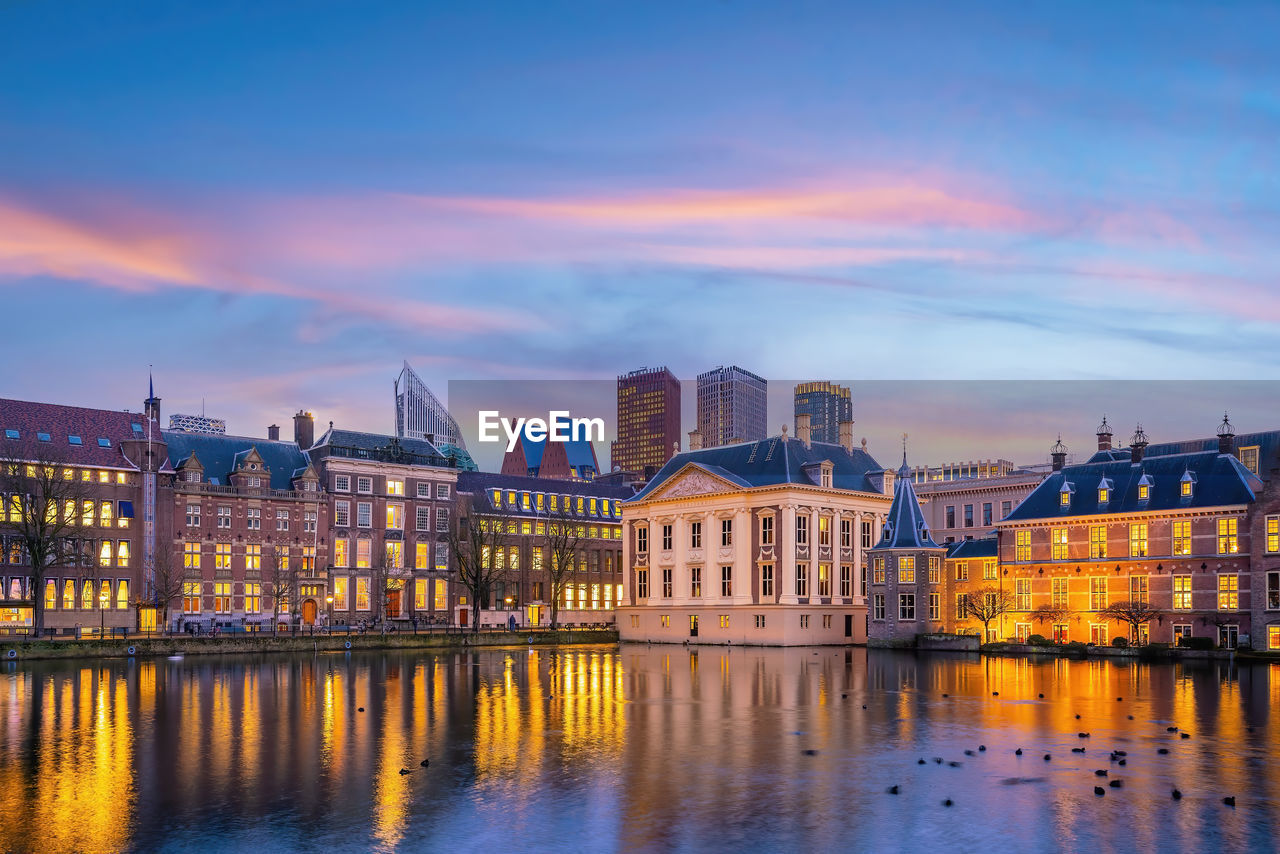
[99,586,108,637]
[326,595,334,627]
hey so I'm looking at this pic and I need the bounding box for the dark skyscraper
[696,365,767,447]
[793,381,853,444]
[612,367,682,477]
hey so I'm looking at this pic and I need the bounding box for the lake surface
[1,645,1278,853]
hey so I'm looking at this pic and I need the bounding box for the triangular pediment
[646,464,742,501]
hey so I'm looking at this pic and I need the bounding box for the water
[1,645,1278,853]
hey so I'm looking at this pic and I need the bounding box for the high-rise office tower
[793,381,852,444]
[696,365,767,447]
[394,361,465,449]
[611,367,682,477]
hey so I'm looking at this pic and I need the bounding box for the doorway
[386,589,401,620]
[301,599,317,625]
[689,615,699,638]
[844,614,853,638]
[138,607,157,633]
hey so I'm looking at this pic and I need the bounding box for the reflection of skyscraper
[793,382,852,444]
[394,361,464,449]
[611,367,681,477]
[696,365,766,447]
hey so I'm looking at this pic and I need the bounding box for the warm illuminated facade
[915,468,1045,543]
[792,381,852,445]
[611,366,681,478]
[456,471,633,627]
[308,423,458,626]
[618,421,889,645]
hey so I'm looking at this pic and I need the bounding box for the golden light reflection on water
[0,646,1277,852]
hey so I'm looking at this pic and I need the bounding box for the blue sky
[1,1,1277,459]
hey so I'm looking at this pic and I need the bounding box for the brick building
[611,367,681,479]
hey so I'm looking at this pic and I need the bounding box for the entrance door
[1219,624,1238,649]
[138,607,157,633]
[527,604,540,627]
[459,608,468,627]
[301,599,317,625]
[386,589,401,620]
[844,614,853,638]
[689,615,699,638]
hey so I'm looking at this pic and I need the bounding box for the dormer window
[37,432,50,442]
[1138,484,1149,501]
[3,430,17,439]
[883,522,893,542]
[98,438,111,447]
[1059,482,1074,507]
[1180,470,1195,498]
[68,435,82,445]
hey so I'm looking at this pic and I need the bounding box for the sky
[1,0,1277,464]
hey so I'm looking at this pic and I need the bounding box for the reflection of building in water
[619,419,890,644]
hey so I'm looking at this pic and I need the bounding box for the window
[333,577,349,610]
[1129,523,1148,557]
[636,568,649,599]
[183,541,201,569]
[796,564,808,597]
[411,542,428,570]
[662,568,673,598]
[44,579,56,611]
[217,506,232,529]
[1090,577,1107,611]
[277,508,290,531]
[245,583,261,614]
[1239,446,1260,476]
[1051,577,1068,608]
[1270,626,1280,651]
[840,564,853,597]
[1217,518,1238,555]
[1129,575,1149,605]
[800,614,810,629]
[357,476,373,494]
[982,503,993,527]
[276,547,289,573]
[796,516,808,546]
[719,615,730,629]
[960,504,972,528]
[436,507,449,532]
[62,580,74,610]
[334,475,351,492]
[840,518,852,548]
[215,543,231,570]
[898,556,915,584]
[1016,530,1030,561]
[1098,486,1109,504]
[82,579,94,609]
[873,556,886,584]
[928,592,940,620]
[386,502,403,530]
[214,582,231,614]
[873,594,885,620]
[1218,575,1238,610]
[637,527,648,554]
[721,565,733,597]
[1180,477,1193,498]
[1051,528,1068,560]
[983,559,997,581]
[1172,521,1192,556]
[660,615,670,628]
[1268,516,1279,553]
[1138,483,1150,501]
[183,582,201,614]
[1060,488,1071,507]
[861,520,873,549]
[335,501,350,528]
[386,479,404,496]
[356,503,372,528]
[762,516,774,546]
[416,482,431,499]
[690,521,702,549]
[899,593,915,620]
[436,483,450,500]
[385,541,402,569]
[1170,574,1192,610]
[334,538,349,568]
[761,564,774,597]
[755,614,766,628]
[945,506,955,528]
[247,508,260,530]
[1089,525,1107,559]
[1015,578,1031,611]
[661,524,673,551]
[99,501,113,528]
[433,579,447,610]
[690,566,702,598]
[355,577,371,611]
[356,539,371,568]
[1269,571,1280,610]
[955,560,969,582]
[818,516,830,547]
[245,544,261,571]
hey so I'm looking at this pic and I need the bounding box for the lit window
[1089,525,1107,559]
[183,582,201,614]
[1090,577,1107,610]
[245,544,261,570]
[333,577,349,610]
[983,559,997,580]
[1173,575,1192,609]
[1051,527,1068,560]
[1016,530,1031,561]
[387,479,404,496]
[1217,518,1238,554]
[898,556,915,584]
[116,541,130,567]
[386,502,403,530]
[215,543,231,570]
[386,541,402,568]
[245,583,261,614]
[214,582,231,614]
[1172,520,1192,555]
[355,577,371,611]
[416,542,430,569]
[1129,523,1148,557]
[1269,516,1280,553]
[334,538,349,568]
[1218,575,1239,610]
[356,539,371,568]
[873,556,885,584]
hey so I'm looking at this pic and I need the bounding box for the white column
[780,503,798,604]
[734,506,752,604]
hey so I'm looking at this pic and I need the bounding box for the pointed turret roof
[871,452,942,551]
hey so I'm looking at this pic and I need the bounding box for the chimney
[838,419,854,453]
[293,410,315,450]
[795,414,811,448]
[1217,412,1235,456]
[1130,424,1148,463]
[268,424,280,442]
[688,429,703,451]
[144,394,161,425]
[1097,416,1113,451]
[1050,436,1067,472]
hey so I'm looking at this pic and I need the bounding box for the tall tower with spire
[865,442,949,643]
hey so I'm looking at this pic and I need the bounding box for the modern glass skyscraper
[394,361,465,449]
[696,365,767,447]
[612,367,681,477]
[793,381,853,444]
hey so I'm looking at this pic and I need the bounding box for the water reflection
[0,647,1277,853]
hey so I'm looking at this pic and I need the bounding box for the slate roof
[311,427,453,468]
[458,471,636,519]
[0,398,155,468]
[631,435,884,502]
[163,431,312,491]
[1084,430,1280,479]
[1005,450,1262,522]
[947,537,999,559]
[869,457,944,551]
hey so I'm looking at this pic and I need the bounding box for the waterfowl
[1180,732,1190,739]
[1223,796,1235,807]
[1015,749,1023,756]
[399,768,413,776]
[1109,779,1122,788]
[1171,789,1182,799]
[887,785,900,794]
[1094,787,1105,796]
[1095,770,1108,777]
[1043,754,1052,761]
[1157,748,1170,755]
[942,799,953,807]
[1072,748,1085,754]
[420,759,430,768]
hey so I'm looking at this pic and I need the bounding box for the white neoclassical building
[617,416,894,645]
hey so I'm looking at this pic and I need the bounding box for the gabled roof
[162,431,310,490]
[0,398,154,468]
[1005,450,1262,521]
[870,457,943,551]
[630,435,884,502]
[947,536,999,559]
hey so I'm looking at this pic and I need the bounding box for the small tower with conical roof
[865,444,948,643]
[1051,436,1068,472]
[1217,412,1235,456]
[1096,416,1113,452]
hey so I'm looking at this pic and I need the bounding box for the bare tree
[542,513,584,630]
[447,508,509,633]
[958,587,1015,642]
[1029,604,1072,629]
[265,545,298,630]
[0,450,96,636]
[1099,599,1163,644]
[149,541,186,633]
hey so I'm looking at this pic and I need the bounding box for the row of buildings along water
[2,366,1278,652]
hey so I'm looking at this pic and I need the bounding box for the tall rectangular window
[721,565,733,597]
[245,544,261,571]
[277,509,290,531]
[963,505,974,527]
[1268,571,1280,610]
[1090,577,1107,611]
[434,579,446,610]
[899,593,915,620]
[1051,528,1068,560]
[982,503,993,526]
[334,538,349,568]
[386,503,403,530]
[898,556,915,584]
[1015,578,1031,611]
[246,508,260,530]
[184,541,201,569]
[661,524,673,551]
[385,541,402,568]
[1129,523,1148,557]
[873,594,885,620]
[840,519,852,548]
[983,559,997,581]
[1051,577,1068,608]
[861,520,873,549]
[183,582,201,614]
[761,516,774,546]
[945,506,955,528]
[245,582,261,614]
[760,563,774,597]
[214,582,231,614]
[215,543,231,570]
[637,527,648,554]
[817,562,831,596]
[1173,575,1192,610]
[690,566,702,598]
[356,539,371,568]
[818,516,830,546]
[356,502,372,528]
[333,576,348,610]
[1172,521,1192,556]
[662,568,673,598]
[335,501,350,528]
[690,521,702,549]
[1016,530,1030,561]
[636,568,649,599]
[1268,516,1280,553]
[1089,526,1107,559]
[721,518,733,547]
[415,542,430,570]
[840,563,852,597]
[1218,574,1239,610]
[796,564,808,597]
[796,516,808,546]
[414,579,427,610]
[186,504,201,527]
[873,556,885,584]
[928,556,940,584]
[1130,575,1149,605]
[1217,518,1239,555]
[355,577,371,611]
